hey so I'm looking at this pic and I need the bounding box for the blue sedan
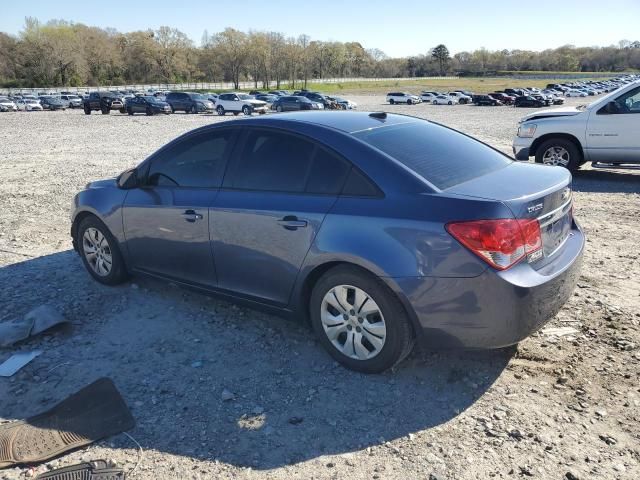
[71,112,584,373]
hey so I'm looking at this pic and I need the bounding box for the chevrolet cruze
[71,112,584,373]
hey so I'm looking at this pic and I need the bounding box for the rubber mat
[35,460,125,479]
[0,378,135,469]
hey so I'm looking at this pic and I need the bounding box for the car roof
[239,111,420,134]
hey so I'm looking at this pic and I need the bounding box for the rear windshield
[353,121,511,190]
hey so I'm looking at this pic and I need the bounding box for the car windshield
[353,121,511,190]
[144,96,160,102]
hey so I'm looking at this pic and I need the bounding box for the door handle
[181,210,203,222]
[277,215,308,230]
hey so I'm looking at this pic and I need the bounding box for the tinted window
[341,168,380,197]
[147,131,233,188]
[228,130,350,194]
[353,121,511,190]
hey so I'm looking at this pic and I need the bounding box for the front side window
[610,86,640,114]
[147,130,233,188]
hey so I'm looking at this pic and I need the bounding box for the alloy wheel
[320,285,387,360]
[82,227,112,276]
[542,146,570,167]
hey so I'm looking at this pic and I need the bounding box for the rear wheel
[535,138,582,171]
[389,99,395,105]
[310,265,414,373]
[84,106,91,115]
[407,99,412,105]
[216,105,225,116]
[76,216,128,286]
[276,105,283,112]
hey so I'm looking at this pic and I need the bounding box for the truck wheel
[535,138,582,171]
[84,106,91,115]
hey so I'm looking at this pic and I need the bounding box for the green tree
[431,44,450,76]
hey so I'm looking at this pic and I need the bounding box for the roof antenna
[369,112,387,119]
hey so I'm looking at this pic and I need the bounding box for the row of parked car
[386,76,636,109]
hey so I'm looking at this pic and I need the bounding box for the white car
[420,92,439,103]
[513,80,640,170]
[565,89,588,97]
[16,99,44,111]
[432,94,455,105]
[215,93,268,116]
[0,97,18,112]
[447,92,472,104]
[332,96,357,109]
[386,92,421,105]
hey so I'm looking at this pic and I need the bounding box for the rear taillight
[446,218,541,270]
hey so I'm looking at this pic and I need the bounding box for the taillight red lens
[446,218,541,270]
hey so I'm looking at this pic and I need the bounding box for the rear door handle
[277,215,308,230]
[181,209,203,222]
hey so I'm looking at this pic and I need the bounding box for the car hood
[247,100,267,106]
[519,106,583,122]
[86,178,117,189]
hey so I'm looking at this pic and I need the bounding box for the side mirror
[605,101,618,114]
[117,168,139,189]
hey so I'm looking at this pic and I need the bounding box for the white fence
[0,76,459,95]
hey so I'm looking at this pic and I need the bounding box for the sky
[1,0,639,57]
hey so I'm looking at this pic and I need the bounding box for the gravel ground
[0,97,639,480]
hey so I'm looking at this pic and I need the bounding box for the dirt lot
[0,97,639,480]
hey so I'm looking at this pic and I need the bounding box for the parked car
[268,90,290,96]
[420,92,439,103]
[206,93,219,104]
[328,96,357,110]
[565,89,588,98]
[71,111,584,373]
[504,88,526,97]
[447,92,472,104]
[83,92,126,115]
[16,99,44,111]
[249,90,265,96]
[59,94,83,108]
[386,92,421,105]
[514,96,545,108]
[255,94,279,104]
[489,92,515,105]
[271,96,323,112]
[126,96,172,116]
[298,91,338,109]
[165,92,214,113]
[513,80,640,170]
[473,95,501,106]
[39,96,68,110]
[0,97,18,112]
[432,94,455,105]
[215,93,268,116]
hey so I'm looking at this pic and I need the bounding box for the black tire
[389,99,395,105]
[242,105,252,116]
[101,108,109,115]
[276,105,283,112]
[448,101,453,105]
[407,99,412,105]
[310,265,414,374]
[76,215,129,286]
[535,138,582,171]
[84,106,91,115]
[170,105,175,113]
[119,108,126,114]
[127,108,133,116]
[190,105,197,114]
[216,105,225,116]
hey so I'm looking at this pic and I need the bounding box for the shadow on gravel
[0,251,512,470]
[572,168,640,194]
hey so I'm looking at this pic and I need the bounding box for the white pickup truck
[512,80,640,170]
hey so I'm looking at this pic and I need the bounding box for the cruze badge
[527,203,544,214]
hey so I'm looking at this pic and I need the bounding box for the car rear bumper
[390,221,585,349]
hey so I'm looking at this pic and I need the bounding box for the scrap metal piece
[0,378,135,469]
[35,460,125,479]
[0,351,42,377]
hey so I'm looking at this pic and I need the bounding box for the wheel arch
[530,133,584,160]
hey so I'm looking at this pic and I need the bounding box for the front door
[586,85,640,163]
[210,128,350,305]
[123,128,236,287]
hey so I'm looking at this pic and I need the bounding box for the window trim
[139,127,239,190]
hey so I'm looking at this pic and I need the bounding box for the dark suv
[165,92,215,113]
[84,92,126,115]
[297,91,337,109]
[473,95,501,106]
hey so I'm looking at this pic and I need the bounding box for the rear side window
[147,130,233,188]
[227,130,350,195]
[353,121,511,190]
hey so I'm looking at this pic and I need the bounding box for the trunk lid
[446,162,573,265]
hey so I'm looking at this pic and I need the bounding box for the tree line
[0,18,638,88]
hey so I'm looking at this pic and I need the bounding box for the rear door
[122,128,237,286]
[210,128,351,304]
[586,85,640,163]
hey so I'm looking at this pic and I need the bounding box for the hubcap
[82,227,112,276]
[320,285,386,361]
[542,146,570,166]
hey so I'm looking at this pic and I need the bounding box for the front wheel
[84,106,91,115]
[535,138,582,171]
[190,105,197,114]
[276,105,283,112]
[242,105,252,116]
[76,216,129,286]
[389,99,395,105]
[310,265,414,373]
[119,108,126,114]
[407,99,412,105]
[127,108,133,116]
[216,105,225,116]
